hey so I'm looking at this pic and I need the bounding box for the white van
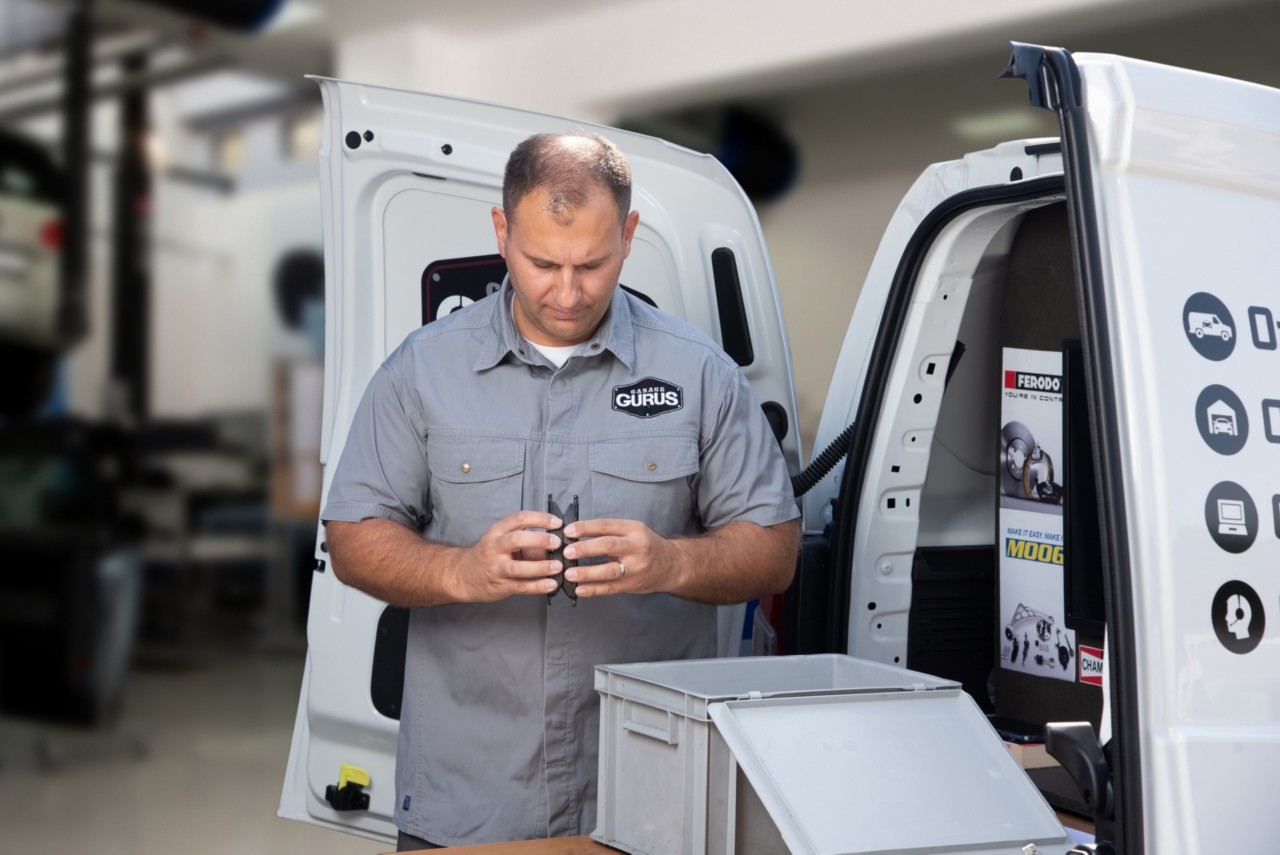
[281,43,1280,854]
[1187,311,1233,340]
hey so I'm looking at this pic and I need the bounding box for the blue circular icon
[1196,385,1248,455]
[1212,580,1264,654]
[1183,293,1236,361]
[1203,482,1257,553]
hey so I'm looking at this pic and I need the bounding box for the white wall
[148,177,320,419]
[49,94,323,420]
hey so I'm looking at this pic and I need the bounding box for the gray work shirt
[322,280,798,845]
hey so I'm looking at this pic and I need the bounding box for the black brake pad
[547,494,579,604]
[1035,480,1063,503]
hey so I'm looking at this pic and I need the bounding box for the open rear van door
[1003,44,1280,854]
[278,78,799,842]
[801,43,1279,854]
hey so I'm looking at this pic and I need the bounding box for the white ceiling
[286,0,624,38]
[2,0,1277,136]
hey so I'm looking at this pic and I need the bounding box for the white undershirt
[529,341,580,368]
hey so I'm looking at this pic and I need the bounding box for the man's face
[492,185,639,347]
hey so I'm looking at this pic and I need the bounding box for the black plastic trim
[710,248,755,366]
[826,173,1066,656]
[1003,41,1141,854]
[1024,142,1063,157]
[761,401,788,445]
[370,605,410,720]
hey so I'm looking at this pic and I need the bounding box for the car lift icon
[1206,399,1238,436]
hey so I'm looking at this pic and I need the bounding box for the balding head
[502,131,632,228]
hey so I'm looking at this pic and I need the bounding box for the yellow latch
[337,763,370,790]
[326,763,372,811]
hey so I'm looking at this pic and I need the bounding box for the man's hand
[561,517,798,605]
[325,511,567,607]
[560,518,678,597]
[450,510,568,603]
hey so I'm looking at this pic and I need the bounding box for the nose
[551,267,581,306]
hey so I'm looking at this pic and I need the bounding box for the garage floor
[0,640,386,855]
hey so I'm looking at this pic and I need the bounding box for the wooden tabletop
[394,836,616,855]
[395,819,1093,852]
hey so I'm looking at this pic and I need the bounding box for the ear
[621,210,639,258]
[491,206,508,258]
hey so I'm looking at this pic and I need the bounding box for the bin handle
[622,714,680,746]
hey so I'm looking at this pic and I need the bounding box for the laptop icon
[1218,499,1248,535]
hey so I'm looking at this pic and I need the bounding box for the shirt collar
[474,276,636,372]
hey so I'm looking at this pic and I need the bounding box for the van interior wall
[917,214,1022,547]
[993,202,1104,730]
[901,210,1022,711]
[892,202,1109,732]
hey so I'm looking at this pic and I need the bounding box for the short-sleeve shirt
[322,280,798,845]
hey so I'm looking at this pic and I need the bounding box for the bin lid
[708,689,1074,855]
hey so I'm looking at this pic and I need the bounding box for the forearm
[324,518,469,607]
[664,519,799,605]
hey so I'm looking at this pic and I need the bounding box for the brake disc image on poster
[999,347,1076,682]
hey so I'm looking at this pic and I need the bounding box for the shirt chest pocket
[426,436,525,546]
[589,436,700,536]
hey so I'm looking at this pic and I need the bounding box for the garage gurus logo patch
[612,377,683,418]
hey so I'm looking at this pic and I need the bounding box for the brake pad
[547,494,579,605]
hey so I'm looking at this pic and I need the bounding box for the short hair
[502,131,632,227]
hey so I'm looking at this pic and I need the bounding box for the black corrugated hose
[791,421,856,498]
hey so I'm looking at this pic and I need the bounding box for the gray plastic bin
[592,654,960,855]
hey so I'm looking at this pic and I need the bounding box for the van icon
[1188,311,1233,340]
[1183,294,1236,360]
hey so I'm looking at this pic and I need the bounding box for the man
[322,130,799,849]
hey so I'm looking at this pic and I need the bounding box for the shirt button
[647,462,657,472]
[590,343,600,350]
[461,463,472,474]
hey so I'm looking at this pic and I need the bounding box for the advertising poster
[998,347,1077,682]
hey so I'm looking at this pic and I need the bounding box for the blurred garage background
[0,1,1275,852]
